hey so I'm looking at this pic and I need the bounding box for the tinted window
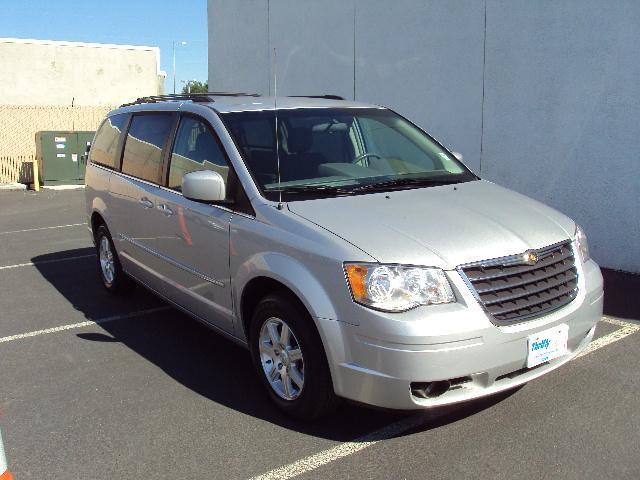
[121,113,173,183]
[90,114,127,169]
[168,116,229,191]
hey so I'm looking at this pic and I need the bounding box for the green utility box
[35,131,95,185]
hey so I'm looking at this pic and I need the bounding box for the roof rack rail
[120,92,260,107]
[288,95,346,100]
[207,92,260,97]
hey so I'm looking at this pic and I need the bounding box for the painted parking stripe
[0,223,85,235]
[600,316,639,329]
[0,306,170,344]
[575,316,639,358]
[248,414,426,480]
[0,254,94,271]
[248,316,639,480]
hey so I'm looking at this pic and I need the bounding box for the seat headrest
[193,132,218,162]
[287,128,313,154]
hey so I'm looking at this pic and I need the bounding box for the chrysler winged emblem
[522,250,539,265]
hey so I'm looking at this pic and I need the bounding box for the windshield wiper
[265,177,465,196]
[265,184,357,195]
[351,177,463,193]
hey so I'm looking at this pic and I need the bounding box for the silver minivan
[85,93,603,419]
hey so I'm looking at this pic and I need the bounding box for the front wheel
[249,293,338,420]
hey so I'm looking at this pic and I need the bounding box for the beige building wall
[0,105,117,183]
[0,38,165,106]
[0,105,115,157]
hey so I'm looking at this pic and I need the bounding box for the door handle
[157,204,174,216]
[139,197,154,209]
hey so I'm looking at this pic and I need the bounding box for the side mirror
[452,151,463,161]
[182,170,226,202]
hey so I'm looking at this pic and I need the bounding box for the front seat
[280,128,327,182]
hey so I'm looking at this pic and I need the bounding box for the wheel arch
[240,277,304,342]
[234,253,342,341]
[89,196,110,244]
[90,211,105,243]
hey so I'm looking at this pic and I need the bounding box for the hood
[287,180,575,269]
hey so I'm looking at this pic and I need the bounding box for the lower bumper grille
[459,241,578,325]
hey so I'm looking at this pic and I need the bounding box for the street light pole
[172,41,176,94]
[172,41,187,94]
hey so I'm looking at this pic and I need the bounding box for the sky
[0,0,208,94]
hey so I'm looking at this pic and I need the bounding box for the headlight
[344,263,455,312]
[575,224,590,263]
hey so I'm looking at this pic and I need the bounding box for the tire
[249,292,338,420]
[95,224,130,294]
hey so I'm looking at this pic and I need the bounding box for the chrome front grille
[459,241,578,325]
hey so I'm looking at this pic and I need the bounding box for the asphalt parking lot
[1,188,639,480]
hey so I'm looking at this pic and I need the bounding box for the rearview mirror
[182,170,226,202]
[452,151,463,161]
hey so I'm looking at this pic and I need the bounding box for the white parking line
[575,316,639,358]
[0,223,85,235]
[0,254,94,271]
[0,306,170,344]
[248,414,426,480]
[248,316,640,480]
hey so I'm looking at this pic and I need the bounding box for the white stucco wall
[0,38,164,106]
[208,0,640,273]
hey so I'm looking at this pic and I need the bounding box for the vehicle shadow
[32,248,519,442]
[601,268,640,322]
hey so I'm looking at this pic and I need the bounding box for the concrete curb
[0,182,26,191]
[42,184,85,190]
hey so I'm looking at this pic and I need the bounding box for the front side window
[90,113,128,169]
[167,116,230,191]
[221,108,476,201]
[121,113,173,184]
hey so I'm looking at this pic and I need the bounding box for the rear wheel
[249,293,338,420]
[95,224,130,294]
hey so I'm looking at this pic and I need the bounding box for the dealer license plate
[527,324,569,368]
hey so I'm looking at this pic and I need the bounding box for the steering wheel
[353,152,382,167]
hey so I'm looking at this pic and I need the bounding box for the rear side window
[90,114,128,169]
[121,113,174,184]
[168,116,230,191]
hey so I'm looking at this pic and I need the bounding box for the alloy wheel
[99,235,115,285]
[259,317,305,400]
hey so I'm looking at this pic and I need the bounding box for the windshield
[221,108,477,201]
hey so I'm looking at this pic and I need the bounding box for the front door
[153,115,234,333]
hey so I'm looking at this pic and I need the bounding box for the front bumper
[317,258,603,410]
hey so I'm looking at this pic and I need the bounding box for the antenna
[273,47,283,210]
